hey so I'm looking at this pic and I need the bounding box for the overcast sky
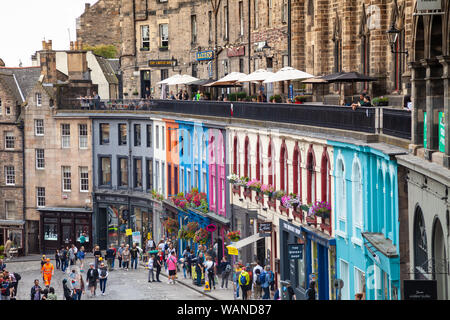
[0,0,98,67]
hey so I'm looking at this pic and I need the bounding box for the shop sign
[126,228,133,236]
[282,221,302,236]
[403,280,437,300]
[439,112,445,152]
[226,245,239,255]
[259,222,272,237]
[417,0,441,11]
[196,50,214,61]
[132,231,141,245]
[227,46,245,57]
[149,59,175,67]
[287,243,303,260]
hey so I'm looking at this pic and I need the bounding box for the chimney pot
[48,40,52,50]
[42,41,47,50]
[85,3,90,11]
[70,41,74,51]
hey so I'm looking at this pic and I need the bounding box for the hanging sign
[196,50,214,61]
[227,46,245,57]
[439,112,445,152]
[126,229,133,236]
[226,246,239,255]
[206,224,217,232]
[149,59,175,67]
[132,231,141,244]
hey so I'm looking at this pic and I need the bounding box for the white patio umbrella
[236,69,275,83]
[263,67,314,83]
[156,74,183,85]
[165,74,199,85]
[205,72,247,86]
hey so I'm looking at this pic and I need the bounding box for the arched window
[202,133,207,161]
[268,140,275,188]
[293,144,301,199]
[233,136,239,175]
[375,170,384,233]
[352,157,363,239]
[306,146,316,204]
[244,136,251,178]
[321,149,331,203]
[413,206,427,280]
[280,142,288,192]
[385,172,393,240]
[193,131,198,161]
[256,137,263,183]
[336,156,346,234]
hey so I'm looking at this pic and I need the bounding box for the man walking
[105,244,116,271]
[253,261,263,299]
[117,243,125,269]
[219,256,231,289]
[130,243,139,270]
[41,258,54,287]
[86,263,99,297]
[30,279,42,300]
[261,265,271,300]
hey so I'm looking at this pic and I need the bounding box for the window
[239,1,244,36]
[281,0,288,23]
[268,141,275,188]
[168,164,172,195]
[244,137,251,178]
[293,146,301,198]
[134,124,141,146]
[119,123,127,145]
[5,131,14,149]
[141,25,150,50]
[156,125,160,149]
[239,58,245,73]
[62,166,71,191]
[36,93,42,106]
[224,5,229,40]
[5,166,15,185]
[208,11,213,42]
[306,148,315,203]
[100,123,110,145]
[118,158,128,187]
[254,0,259,29]
[100,157,111,186]
[202,170,207,193]
[37,187,45,207]
[61,124,70,148]
[282,55,289,67]
[146,124,152,147]
[336,157,347,235]
[187,169,191,192]
[354,268,365,297]
[202,134,207,161]
[352,159,363,240]
[174,165,178,194]
[146,158,153,190]
[80,167,89,192]
[321,151,330,203]
[5,201,18,220]
[159,24,169,47]
[194,168,199,188]
[161,126,165,150]
[35,119,44,136]
[267,0,272,27]
[134,158,143,189]
[155,161,160,191]
[340,260,350,300]
[36,149,45,169]
[180,167,185,194]
[280,144,288,192]
[5,106,11,115]
[161,162,165,195]
[256,138,263,183]
[79,124,88,149]
[191,15,197,44]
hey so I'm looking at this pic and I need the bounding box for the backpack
[225,264,232,273]
[100,268,107,278]
[13,273,21,281]
[255,268,262,285]
[239,271,249,286]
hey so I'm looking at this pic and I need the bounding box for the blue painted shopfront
[328,140,401,300]
[176,208,210,258]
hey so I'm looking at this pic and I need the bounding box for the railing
[381,108,412,140]
[58,98,411,140]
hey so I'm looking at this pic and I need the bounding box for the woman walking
[122,244,131,271]
[154,250,162,282]
[167,251,177,284]
[86,263,99,297]
[93,245,102,269]
[77,246,86,272]
[204,255,216,290]
[54,250,60,270]
[98,262,109,296]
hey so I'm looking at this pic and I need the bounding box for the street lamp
[386,24,408,56]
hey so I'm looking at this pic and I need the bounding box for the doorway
[141,70,151,99]
[61,223,74,248]
[256,238,265,266]
[317,244,329,300]
[98,207,108,249]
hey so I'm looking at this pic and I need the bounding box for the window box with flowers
[255,192,264,204]
[227,230,241,243]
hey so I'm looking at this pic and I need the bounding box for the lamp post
[386,24,408,56]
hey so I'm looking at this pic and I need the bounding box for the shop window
[44,219,58,241]
[35,119,44,136]
[119,123,127,146]
[79,124,88,149]
[61,124,70,148]
[76,223,89,243]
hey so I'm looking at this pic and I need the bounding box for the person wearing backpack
[204,255,216,290]
[62,279,72,300]
[219,256,231,289]
[261,265,271,299]
[253,261,263,299]
[305,280,316,300]
[238,267,250,300]
[98,262,109,296]
[60,247,68,272]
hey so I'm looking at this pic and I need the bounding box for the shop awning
[232,233,264,249]
[36,207,92,213]
[362,232,398,258]
[301,225,336,248]
[0,220,25,226]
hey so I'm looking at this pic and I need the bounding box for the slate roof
[96,56,118,85]
[0,71,23,103]
[0,67,41,101]
[107,59,120,74]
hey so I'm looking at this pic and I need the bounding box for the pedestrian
[79,232,87,247]
[253,260,263,299]
[196,252,204,287]
[41,258,54,287]
[305,280,316,300]
[86,263,99,297]
[11,271,20,298]
[122,244,131,270]
[40,254,47,269]
[186,249,194,279]
[69,269,84,300]
[98,262,109,296]
[105,244,116,271]
[117,243,125,269]
[69,244,76,266]
[219,256,231,289]
[59,247,68,272]
[30,279,42,300]
[238,267,251,300]
[130,243,139,270]
[182,246,190,279]
[0,271,12,300]
[154,251,162,282]
[261,266,271,300]
[0,258,5,272]
[246,263,253,298]
[62,279,72,301]
[167,251,178,284]
[41,287,49,300]
[93,245,102,269]
[47,287,57,300]
[204,255,216,290]
[147,254,155,282]
[54,249,61,270]
[77,246,86,272]
[4,237,12,261]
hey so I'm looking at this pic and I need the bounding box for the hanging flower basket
[185,221,199,239]
[309,201,331,219]
[178,227,190,240]
[227,230,241,242]
[194,228,209,244]
[164,217,179,234]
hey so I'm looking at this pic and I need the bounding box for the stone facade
[76,0,122,49]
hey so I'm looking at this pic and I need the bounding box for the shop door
[61,223,74,247]
[317,244,329,300]
[98,208,108,250]
[0,229,4,246]
[141,70,151,99]
[256,238,265,266]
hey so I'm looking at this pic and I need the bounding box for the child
[148,254,155,282]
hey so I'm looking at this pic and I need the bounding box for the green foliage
[228,92,247,101]
[83,44,118,59]
[269,95,282,103]
[372,97,389,106]
[295,95,307,102]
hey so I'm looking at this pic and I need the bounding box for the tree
[83,44,118,59]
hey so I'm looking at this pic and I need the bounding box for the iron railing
[381,108,412,140]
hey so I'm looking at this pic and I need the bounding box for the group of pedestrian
[236,260,276,300]
[0,259,21,300]
[54,243,86,273]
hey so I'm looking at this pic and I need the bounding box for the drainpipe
[288,0,292,67]
[128,119,132,247]
[248,0,252,96]
[19,119,26,254]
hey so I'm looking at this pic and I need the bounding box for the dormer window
[36,93,42,106]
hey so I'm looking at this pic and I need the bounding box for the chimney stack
[67,40,88,80]
[85,3,90,11]
[40,40,57,84]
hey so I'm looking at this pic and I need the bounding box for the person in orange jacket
[41,259,54,287]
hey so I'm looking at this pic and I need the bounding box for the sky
[0,0,98,67]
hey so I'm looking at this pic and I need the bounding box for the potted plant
[372,96,389,106]
[185,221,199,239]
[159,46,169,51]
[309,201,331,219]
[269,95,282,103]
[227,230,241,242]
[294,95,307,104]
[132,90,139,96]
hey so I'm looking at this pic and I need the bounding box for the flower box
[279,204,290,215]
[232,185,241,196]
[268,197,276,210]
[255,192,264,205]
[243,188,252,200]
